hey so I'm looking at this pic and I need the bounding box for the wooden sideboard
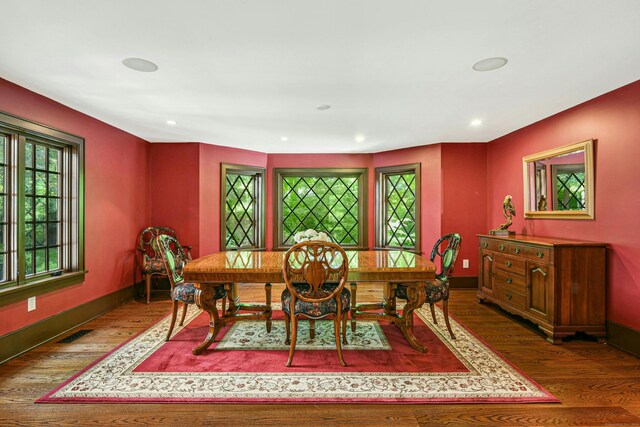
[477,234,606,344]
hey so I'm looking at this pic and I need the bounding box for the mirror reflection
[523,139,594,219]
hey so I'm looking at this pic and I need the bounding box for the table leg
[397,283,428,353]
[383,283,397,316]
[193,285,222,355]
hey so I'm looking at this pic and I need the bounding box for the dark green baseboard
[450,276,477,289]
[606,321,640,358]
[0,285,135,365]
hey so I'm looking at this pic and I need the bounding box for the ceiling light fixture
[316,105,331,111]
[355,135,365,142]
[166,120,177,126]
[470,119,482,126]
[281,136,288,142]
[122,57,159,72]
[472,57,508,72]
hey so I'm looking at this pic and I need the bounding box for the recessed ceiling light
[317,105,331,111]
[355,135,366,142]
[166,120,177,126]
[281,136,288,142]
[122,57,159,72]
[470,119,482,126]
[472,57,508,72]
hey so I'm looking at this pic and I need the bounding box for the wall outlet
[27,296,36,312]
[462,259,469,269]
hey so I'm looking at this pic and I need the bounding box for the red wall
[441,143,487,277]
[0,78,150,336]
[487,79,640,331]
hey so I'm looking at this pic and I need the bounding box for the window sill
[0,270,87,307]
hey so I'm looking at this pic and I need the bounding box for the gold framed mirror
[523,139,594,219]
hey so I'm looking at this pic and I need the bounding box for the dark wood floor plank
[0,286,638,426]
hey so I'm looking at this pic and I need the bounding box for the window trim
[0,111,85,307]
[273,168,368,250]
[220,163,266,251]
[375,163,421,253]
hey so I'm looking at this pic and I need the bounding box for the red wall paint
[487,79,640,330]
[0,78,150,336]
[149,143,201,255]
[441,143,487,277]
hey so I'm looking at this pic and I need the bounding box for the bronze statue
[537,194,547,211]
[490,195,516,235]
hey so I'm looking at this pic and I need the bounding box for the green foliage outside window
[225,173,257,248]
[282,176,359,245]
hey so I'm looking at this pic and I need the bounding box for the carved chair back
[138,226,177,260]
[153,234,189,290]
[430,233,462,282]
[283,241,348,303]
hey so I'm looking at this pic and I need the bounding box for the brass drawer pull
[505,261,512,267]
[506,277,512,284]
[536,251,544,258]
[506,292,513,300]
[482,242,488,248]
[499,244,505,251]
[514,247,521,254]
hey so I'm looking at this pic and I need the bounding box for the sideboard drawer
[494,254,526,276]
[493,282,526,310]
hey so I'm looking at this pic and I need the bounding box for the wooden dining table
[183,250,436,355]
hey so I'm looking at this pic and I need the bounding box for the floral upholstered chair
[395,233,462,339]
[282,241,350,367]
[154,235,225,341]
[137,226,191,304]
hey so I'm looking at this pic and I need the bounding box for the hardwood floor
[1,284,639,426]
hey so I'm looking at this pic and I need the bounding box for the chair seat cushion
[171,283,226,303]
[281,283,351,317]
[142,258,166,275]
[396,280,448,302]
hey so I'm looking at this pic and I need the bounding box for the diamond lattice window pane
[556,172,586,210]
[282,176,359,245]
[385,172,416,248]
[225,173,257,248]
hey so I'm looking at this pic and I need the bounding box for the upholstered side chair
[137,226,192,304]
[282,241,350,367]
[395,233,462,339]
[154,235,225,341]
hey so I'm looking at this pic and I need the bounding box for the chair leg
[178,303,188,326]
[342,311,348,345]
[145,274,152,304]
[334,313,347,367]
[284,311,291,345]
[309,319,316,339]
[265,283,272,333]
[430,303,438,324]
[286,314,298,367]
[350,282,357,332]
[165,300,179,341]
[443,299,456,340]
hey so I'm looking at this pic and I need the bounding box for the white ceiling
[1,1,639,153]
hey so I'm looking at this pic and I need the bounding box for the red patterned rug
[38,303,557,404]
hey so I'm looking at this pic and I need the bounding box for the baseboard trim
[606,320,640,358]
[450,276,477,289]
[0,285,134,364]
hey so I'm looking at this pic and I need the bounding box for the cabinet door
[480,250,495,294]
[525,261,553,322]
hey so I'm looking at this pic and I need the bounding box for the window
[0,111,85,306]
[375,163,420,251]
[273,168,368,249]
[221,164,265,250]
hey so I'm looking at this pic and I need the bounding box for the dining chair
[154,234,224,341]
[282,241,350,367]
[395,233,462,339]
[137,226,192,304]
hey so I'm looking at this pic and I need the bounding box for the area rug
[38,303,557,404]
